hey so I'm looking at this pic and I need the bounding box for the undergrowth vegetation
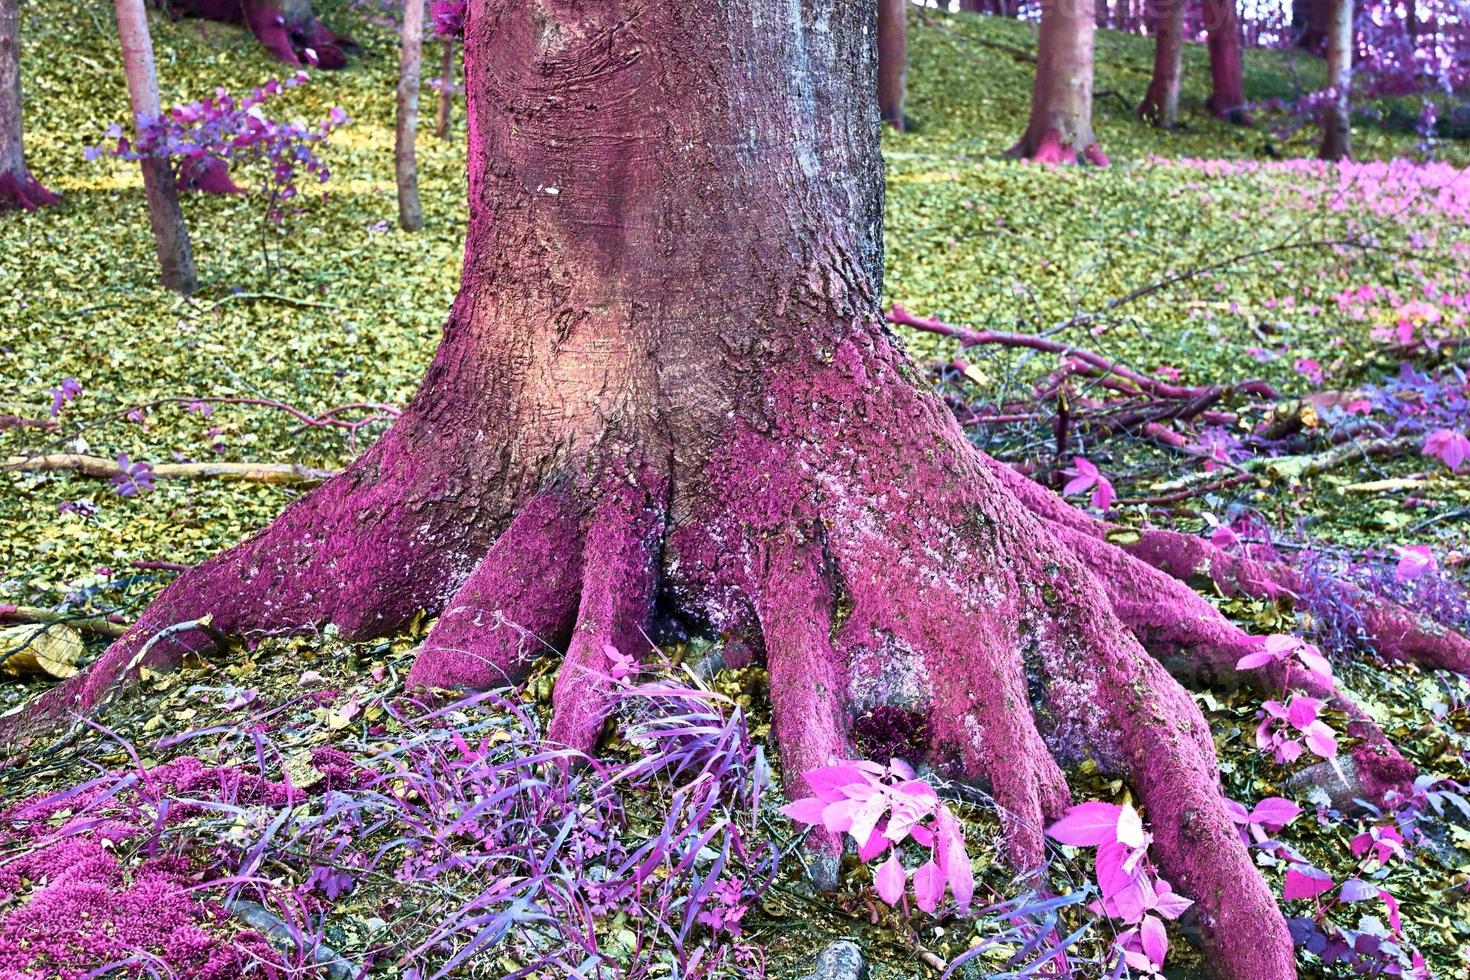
[2,2,1468,977]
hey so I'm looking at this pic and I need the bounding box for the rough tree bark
[435,39,454,141]
[8,3,1468,977]
[877,0,907,130]
[168,0,357,69]
[1203,0,1250,123]
[0,0,58,211]
[395,0,425,231]
[1012,0,1108,163]
[114,0,196,295]
[1137,0,1184,127]
[1320,0,1353,159]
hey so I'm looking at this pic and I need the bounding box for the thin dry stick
[4,454,337,486]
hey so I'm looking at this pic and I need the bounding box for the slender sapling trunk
[113,0,196,294]
[396,0,425,231]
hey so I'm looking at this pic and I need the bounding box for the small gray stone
[800,940,869,980]
[1284,754,1368,811]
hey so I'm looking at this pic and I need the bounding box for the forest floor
[1,2,1468,978]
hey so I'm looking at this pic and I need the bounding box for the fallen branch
[3,454,337,486]
[0,604,129,639]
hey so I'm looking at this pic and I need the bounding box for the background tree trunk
[395,0,425,231]
[1294,0,1330,50]
[0,0,57,210]
[113,0,196,294]
[1138,0,1184,127]
[1204,0,1249,123]
[434,39,453,141]
[1320,0,1352,159]
[1012,0,1107,163]
[877,0,907,130]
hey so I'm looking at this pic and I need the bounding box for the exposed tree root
[0,169,60,211]
[165,0,357,69]
[989,456,1470,675]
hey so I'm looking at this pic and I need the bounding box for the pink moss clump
[0,757,302,979]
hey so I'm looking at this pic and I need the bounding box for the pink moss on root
[0,757,300,980]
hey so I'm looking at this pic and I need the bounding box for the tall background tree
[1013,0,1108,163]
[0,0,57,210]
[877,0,907,129]
[395,0,425,230]
[434,38,454,140]
[1138,0,1185,127]
[1205,0,1250,122]
[114,0,195,294]
[1321,0,1354,157]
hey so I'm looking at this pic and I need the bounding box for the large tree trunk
[1320,0,1353,159]
[0,0,57,211]
[1011,0,1107,163]
[1204,0,1250,123]
[168,0,357,69]
[16,2,1470,976]
[877,0,907,130]
[1137,0,1184,127]
[395,0,425,231]
[114,0,196,294]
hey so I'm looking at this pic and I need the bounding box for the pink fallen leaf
[874,851,906,906]
[911,859,944,912]
[779,798,827,826]
[1283,865,1334,900]
[1423,428,1470,472]
[1045,801,1122,847]
[1139,913,1168,966]
[1392,545,1435,582]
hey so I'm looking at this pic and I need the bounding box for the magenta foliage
[429,0,466,37]
[1061,457,1115,512]
[1044,802,1192,977]
[48,378,82,417]
[781,759,973,913]
[88,73,347,221]
[1423,427,1470,471]
[1,673,776,979]
[1256,695,1339,764]
[1236,633,1334,683]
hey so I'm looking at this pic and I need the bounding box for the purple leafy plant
[89,73,347,222]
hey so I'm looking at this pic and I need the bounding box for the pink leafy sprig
[1422,428,1470,472]
[1044,802,1191,976]
[1256,696,1339,764]
[1061,457,1115,512]
[781,760,974,913]
[1236,633,1334,682]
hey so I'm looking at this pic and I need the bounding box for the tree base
[0,169,60,211]
[1008,128,1109,166]
[10,318,1464,977]
[169,0,358,69]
